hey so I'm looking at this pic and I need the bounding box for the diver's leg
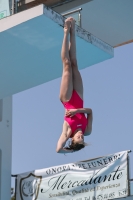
[69,18,83,100]
[59,18,73,102]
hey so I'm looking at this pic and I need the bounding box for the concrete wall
[130,181,133,195]
[0,97,12,200]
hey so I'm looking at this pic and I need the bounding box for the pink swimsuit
[62,90,88,137]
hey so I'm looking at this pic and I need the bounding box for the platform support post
[0,97,12,200]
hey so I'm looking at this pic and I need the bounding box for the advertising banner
[16,151,129,200]
[0,0,10,20]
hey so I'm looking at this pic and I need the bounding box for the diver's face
[72,131,84,144]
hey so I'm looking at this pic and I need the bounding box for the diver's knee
[71,58,77,68]
[62,58,71,69]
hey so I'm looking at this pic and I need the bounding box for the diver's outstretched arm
[56,123,73,153]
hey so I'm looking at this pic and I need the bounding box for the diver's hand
[65,109,77,117]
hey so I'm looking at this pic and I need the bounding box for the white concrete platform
[54,0,133,47]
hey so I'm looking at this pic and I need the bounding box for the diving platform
[0,4,113,99]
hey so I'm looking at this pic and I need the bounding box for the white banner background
[16,151,129,200]
[0,0,10,19]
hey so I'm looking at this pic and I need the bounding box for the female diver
[56,17,93,153]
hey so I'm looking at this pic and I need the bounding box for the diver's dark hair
[65,141,85,152]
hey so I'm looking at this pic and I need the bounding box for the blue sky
[12,42,133,185]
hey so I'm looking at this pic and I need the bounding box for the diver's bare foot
[64,18,71,34]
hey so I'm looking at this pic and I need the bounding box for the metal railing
[62,7,82,16]
[62,8,82,27]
